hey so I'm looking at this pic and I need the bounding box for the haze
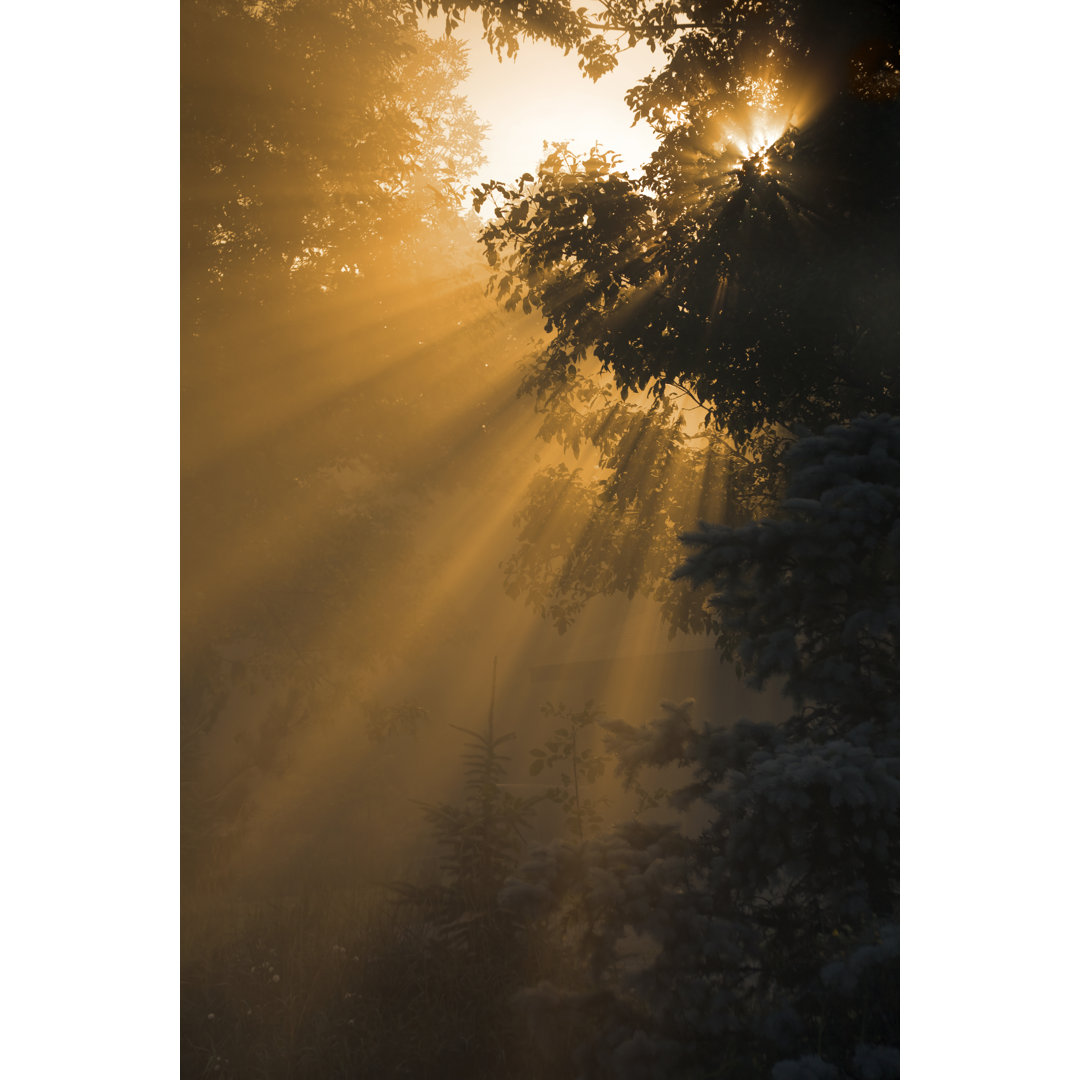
[181,2,900,1076]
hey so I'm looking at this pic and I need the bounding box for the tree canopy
[420,0,898,443]
[414,0,900,638]
[183,0,486,309]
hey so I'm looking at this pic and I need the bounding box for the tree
[464,0,899,443]
[409,713,541,949]
[503,416,900,1079]
[396,668,554,1079]
[417,0,898,635]
[183,0,487,309]
[181,0,520,888]
[501,369,790,634]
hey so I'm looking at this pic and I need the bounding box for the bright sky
[423,13,661,188]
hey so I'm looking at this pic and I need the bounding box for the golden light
[723,112,788,165]
[661,103,691,131]
[700,66,832,178]
[739,75,782,111]
[185,12,794,904]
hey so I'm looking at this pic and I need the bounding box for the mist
[182,2,899,1077]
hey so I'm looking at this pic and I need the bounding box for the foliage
[181,0,513,876]
[676,413,899,732]
[530,701,611,840]
[183,0,486,307]
[502,417,900,1079]
[504,367,790,632]
[422,0,899,635]
[418,0,897,87]
[473,97,898,444]
[406,709,543,949]
[395,711,561,1076]
[424,0,901,442]
[414,0,625,79]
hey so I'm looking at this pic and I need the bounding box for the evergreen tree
[503,417,899,1079]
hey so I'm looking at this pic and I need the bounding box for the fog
[181,10,788,906]
[182,225,783,896]
[181,3,898,1076]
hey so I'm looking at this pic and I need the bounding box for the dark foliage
[469,0,897,432]
[434,0,899,636]
[405,720,542,948]
[504,417,900,1079]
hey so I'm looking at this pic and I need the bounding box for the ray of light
[220,422,567,881]
[184,335,532,653]
[184,271,509,477]
[185,21,823,900]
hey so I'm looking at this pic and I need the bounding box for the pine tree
[503,417,899,1080]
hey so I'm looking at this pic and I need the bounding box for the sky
[422,12,661,188]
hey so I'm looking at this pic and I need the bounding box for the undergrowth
[181,885,576,1079]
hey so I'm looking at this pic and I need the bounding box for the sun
[725,113,788,162]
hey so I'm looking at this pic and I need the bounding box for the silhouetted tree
[432,0,898,440]
[422,0,898,634]
[397,671,552,1079]
[410,724,540,947]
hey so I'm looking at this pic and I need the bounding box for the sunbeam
[182,1,898,1074]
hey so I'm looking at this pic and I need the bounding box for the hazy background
[181,6,787,905]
